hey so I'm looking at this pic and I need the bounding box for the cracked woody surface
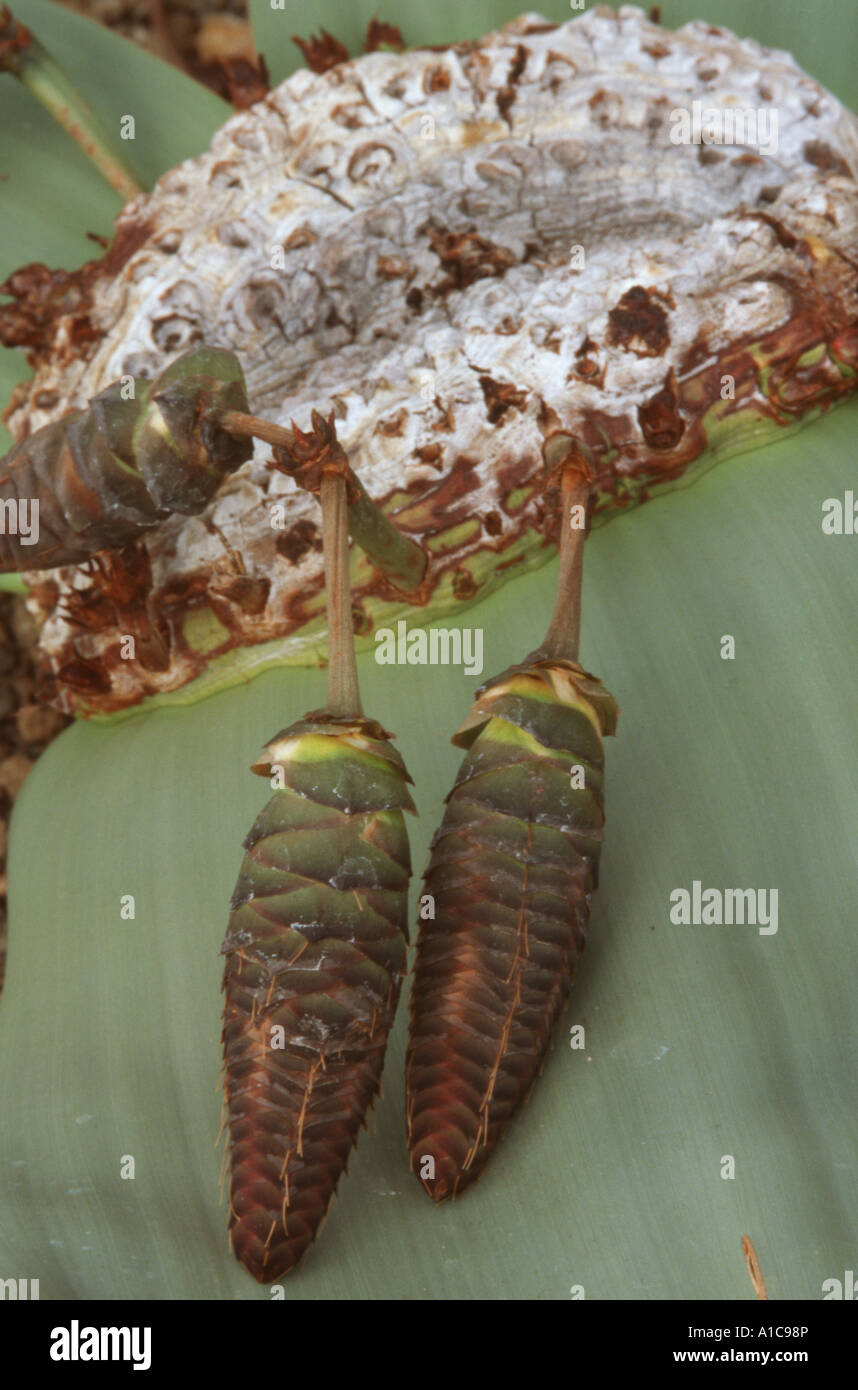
[0,0,856,1298]
[3,4,858,716]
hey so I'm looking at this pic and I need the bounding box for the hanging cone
[218,412,418,1280]
[406,657,617,1200]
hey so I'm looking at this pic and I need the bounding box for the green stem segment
[220,407,428,593]
[0,5,143,201]
[339,469,426,593]
[320,471,361,717]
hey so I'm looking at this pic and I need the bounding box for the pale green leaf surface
[0,0,856,1301]
[3,395,857,1300]
[656,0,858,108]
[0,574,29,593]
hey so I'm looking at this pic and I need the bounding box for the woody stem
[220,408,427,592]
[218,409,293,451]
[319,472,362,718]
[537,468,591,664]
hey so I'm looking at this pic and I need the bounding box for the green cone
[221,711,415,1280]
[407,658,618,1200]
[0,346,252,572]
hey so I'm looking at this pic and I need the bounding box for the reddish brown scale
[222,951,402,1279]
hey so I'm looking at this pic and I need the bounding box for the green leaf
[2,0,858,1301]
[0,0,231,448]
[656,0,858,107]
[0,573,29,593]
[4,393,857,1299]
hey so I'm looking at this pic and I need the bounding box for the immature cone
[406,657,617,1200]
[0,345,251,571]
[221,711,415,1280]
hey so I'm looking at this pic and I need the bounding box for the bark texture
[3,7,857,713]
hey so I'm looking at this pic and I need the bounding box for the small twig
[741,1235,769,1300]
[536,455,592,664]
[232,411,362,713]
[0,4,143,201]
[218,408,294,452]
[319,471,361,718]
[220,407,427,593]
